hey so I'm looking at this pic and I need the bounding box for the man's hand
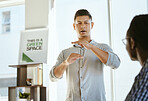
[66,53,83,65]
[71,39,92,49]
[53,53,83,78]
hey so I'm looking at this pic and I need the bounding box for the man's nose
[81,23,86,28]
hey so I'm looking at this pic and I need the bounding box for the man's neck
[137,48,148,66]
[78,37,91,42]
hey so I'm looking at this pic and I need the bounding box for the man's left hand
[71,39,92,49]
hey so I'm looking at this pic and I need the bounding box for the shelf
[9,85,44,88]
[9,86,46,101]
[9,63,44,68]
[8,63,49,101]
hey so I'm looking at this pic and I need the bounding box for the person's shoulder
[98,43,109,46]
[144,58,148,69]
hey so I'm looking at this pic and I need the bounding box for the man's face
[126,32,137,61]
[73,16,94,38]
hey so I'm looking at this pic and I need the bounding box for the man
[123,15,148,100]
[50,9,120,101]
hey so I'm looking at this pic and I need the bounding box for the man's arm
[72,40,120,68]
[72,40,108,64]
[50,53,83,81]
[53,60,69,78]
[90,44,109,64]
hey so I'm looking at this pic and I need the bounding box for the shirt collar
[143,58,148,67]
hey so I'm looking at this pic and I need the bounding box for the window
[2,11,11,33]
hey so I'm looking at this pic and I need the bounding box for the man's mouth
[80,30,86,33]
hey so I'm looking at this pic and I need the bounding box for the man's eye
[85,22,89,24]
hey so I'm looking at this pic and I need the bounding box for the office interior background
[0,0,147,101]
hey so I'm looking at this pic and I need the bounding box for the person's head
[125,14,148,61]
[73,9,94,39]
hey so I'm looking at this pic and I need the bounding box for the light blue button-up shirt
[50,40,120,101]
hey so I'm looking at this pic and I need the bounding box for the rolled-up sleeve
[97,44,120,69]
[49,51,64,82]
[105,51,120,69]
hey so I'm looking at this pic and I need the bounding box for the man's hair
[74,9,92,21]
[127,14,148,50]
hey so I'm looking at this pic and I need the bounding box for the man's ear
[91,22,94,29]
[73,23,76,30]
[130,37,136,49]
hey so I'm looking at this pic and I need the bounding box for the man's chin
[79,35,87,38]
[80,32,87,35]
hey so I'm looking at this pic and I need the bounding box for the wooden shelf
[9,86,46,101]
[8,63,49,101]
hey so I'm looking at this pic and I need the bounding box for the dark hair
[127,14,148,50]
[74,9,92,21]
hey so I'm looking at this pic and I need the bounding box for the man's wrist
[63,60,69,66]
[89,44,93,49]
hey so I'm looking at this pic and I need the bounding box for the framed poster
[18,28,48,64]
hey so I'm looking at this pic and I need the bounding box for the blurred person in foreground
[123,14,148,101]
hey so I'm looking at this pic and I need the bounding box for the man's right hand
[65,53,83,65]
[53,53,83,78]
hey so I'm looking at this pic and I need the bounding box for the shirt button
[80,76,82,78]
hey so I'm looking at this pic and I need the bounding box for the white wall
[0,5,25,75]
[25,0,48,29]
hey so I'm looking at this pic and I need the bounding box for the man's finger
[77,55,83,59]
[72,55,83,60]
[71,41,79,44]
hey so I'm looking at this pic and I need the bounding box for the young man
[50,9,120,101]
[123,15,148,100]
